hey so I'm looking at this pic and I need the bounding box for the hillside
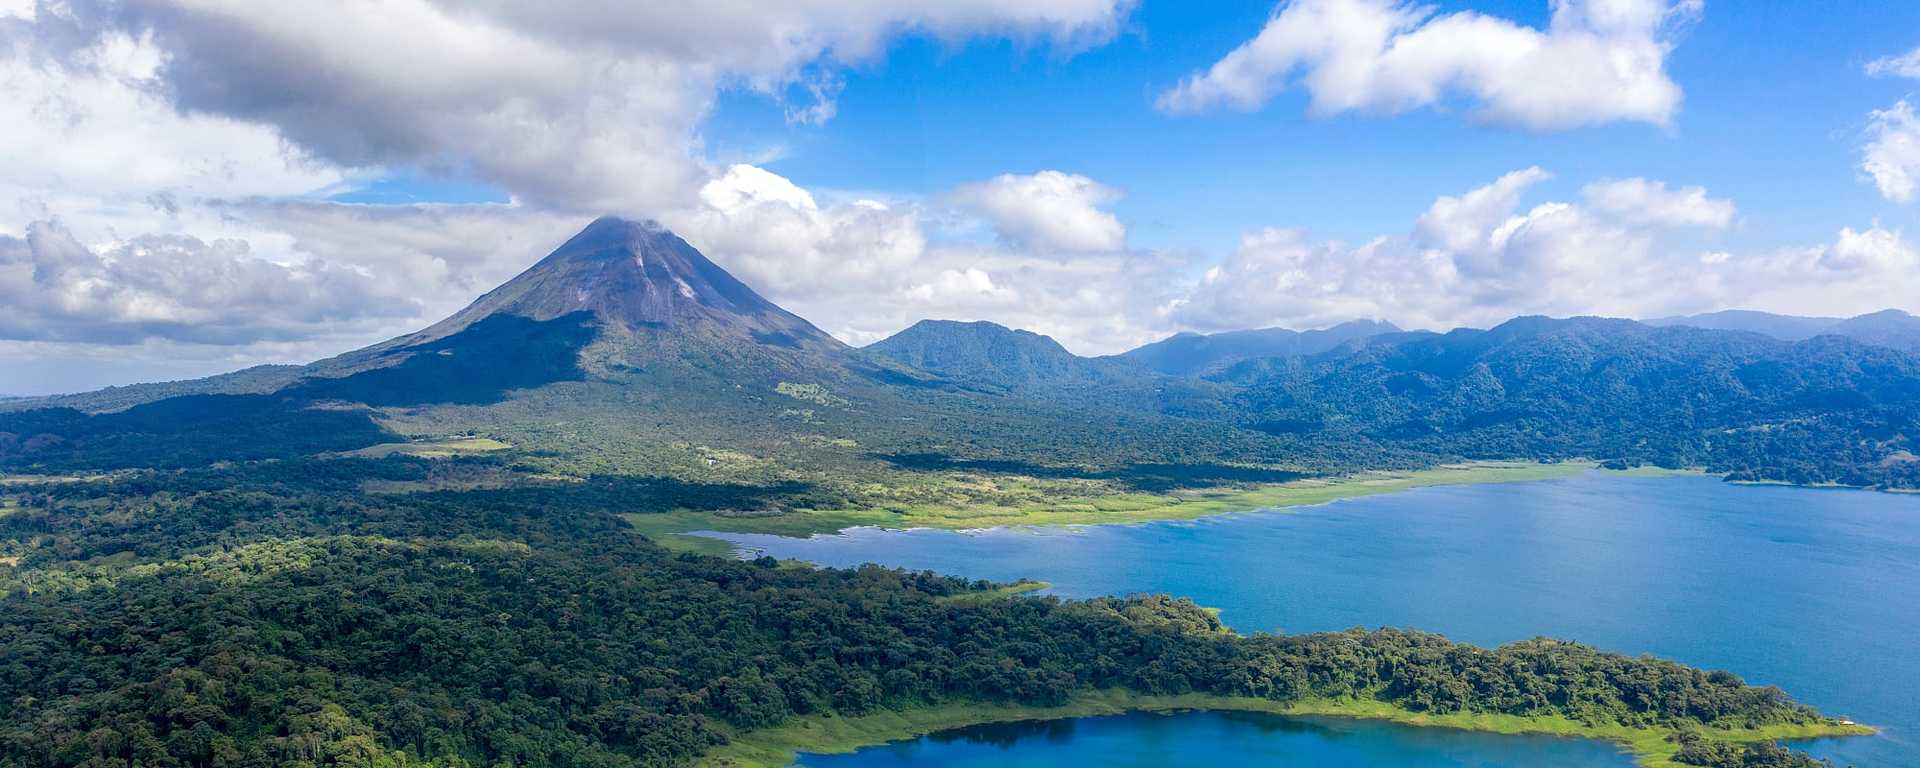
[865,320,1152,392]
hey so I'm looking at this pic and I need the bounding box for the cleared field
[341,437,513,459]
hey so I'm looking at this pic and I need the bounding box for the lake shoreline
[696,690,1872,768]
[629,460,1694,555]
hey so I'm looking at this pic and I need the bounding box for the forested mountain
[1645,310,1843,341]
[1651,308,1920,353]
[1215,316,1920,487]
[865,320,1154,394]
[1826,309,1920,354]
[1120,320,1400,376]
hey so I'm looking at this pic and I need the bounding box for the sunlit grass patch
[342,437,512,459]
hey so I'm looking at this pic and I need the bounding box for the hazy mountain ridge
[1121,319,1402,376]
[1650,308,1920,352]
[1221,316,1920,485]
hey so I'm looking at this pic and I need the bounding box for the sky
[2,0,1919,395]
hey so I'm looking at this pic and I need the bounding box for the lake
[794,711,1634,768]
[700,473,1920,767]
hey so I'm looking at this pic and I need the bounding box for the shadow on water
[926,718,1079,749]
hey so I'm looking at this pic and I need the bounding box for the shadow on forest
[425,475,849,515]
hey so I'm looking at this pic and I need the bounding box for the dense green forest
[0,460,1841,767]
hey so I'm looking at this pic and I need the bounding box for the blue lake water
[794,711,1634,768]
[702,473,1920,767]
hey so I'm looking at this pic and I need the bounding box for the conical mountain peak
[393,216,837,352]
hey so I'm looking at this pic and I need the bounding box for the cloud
[1867,46,1920,79]
[668,164,927,299]
[0,31,345,233]
[1168,168,1912,334]
[1863,100,1920,204]
[0,219,417,346]
[10,0,1133,214]
[904,267,1018,305]
[661,165,1169,353]
[1154,0,1698,131]
[949,171,1127,252]
[1581,178,1736,228]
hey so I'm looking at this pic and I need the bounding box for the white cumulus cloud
[7,0,1133,214]
[1155,0,1699,131]
[1581,178,1736,228]
[1168,168,1912,335]
[949,171,1127,252]
[1863,100,1920,204]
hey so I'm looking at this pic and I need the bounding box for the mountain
[1825,309,1920,354]
[0,218,1287,476]
[4,218,1919,490]
[370,216,841,358]
[1218,316,1920,486]
[865,320,1142,391]
[1645,310,1842,341]
[1650,309,1920,353]
[1121,320,1401,376]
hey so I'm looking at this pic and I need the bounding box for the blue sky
[694,1,1918,254]
[3,0,1920,394]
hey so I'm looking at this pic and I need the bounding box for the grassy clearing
[0,473,108,486]
[934,580,1049,605]
[341,437,512,459]
[698,690,1869,768]
[627,461,1618,550]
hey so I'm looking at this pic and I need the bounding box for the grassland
[933,579,1049,604]
[625,461,1652,553]
[340,437,512,459]
[698,690,1869,768]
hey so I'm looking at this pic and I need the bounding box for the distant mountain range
[3,217,1917,489]
[1118,320,1402,376]
[1649,309,1920,353]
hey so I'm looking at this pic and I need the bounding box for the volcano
[384,217,840,354]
